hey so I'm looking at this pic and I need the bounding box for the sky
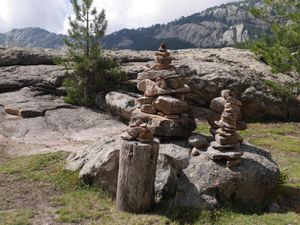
[0,0,239,34]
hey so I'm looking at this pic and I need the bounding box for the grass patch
[0,210,34,225]
[250,136,300,153]
[0,152,81,191]
[1,121,300,224]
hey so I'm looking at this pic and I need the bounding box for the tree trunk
[116,140,159,213]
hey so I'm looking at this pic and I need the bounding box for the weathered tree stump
[116,140,159,213]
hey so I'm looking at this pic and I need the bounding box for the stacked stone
[121,118,154,143]
[130,43,196,138]
[207,90,246,167]
[207,90,247,136]
[153,42,174,71]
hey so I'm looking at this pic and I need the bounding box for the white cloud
[0,0,71,33]
[93,0,240,33]
[0,0,240,34]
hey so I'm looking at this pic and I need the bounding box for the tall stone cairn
[207,90,246,167]
[130,42,196,138]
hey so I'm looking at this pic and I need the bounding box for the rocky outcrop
[0,45,63,66]
[65,136,280,209]
[111,47,300,121]
[175,143,279,209]
[0,87,72,118]
[0,46,65,94]
[0,46,126,156]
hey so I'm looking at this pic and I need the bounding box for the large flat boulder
[0,87,71,118]
[0,45,63,66]
[175,143,279,209]
[0,65,65,93]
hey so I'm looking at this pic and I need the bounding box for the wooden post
[116,139,159,213]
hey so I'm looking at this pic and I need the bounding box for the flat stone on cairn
[207,90,245,167]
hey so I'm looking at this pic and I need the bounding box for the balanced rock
[188,134,209,149]
[153,96,188,115]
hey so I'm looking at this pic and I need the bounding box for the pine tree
[250,0,300,74]
[62,0,127,106]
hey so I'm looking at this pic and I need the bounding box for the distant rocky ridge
[0,27,65,49]
[0,0,267,50]
[103,0,267,50]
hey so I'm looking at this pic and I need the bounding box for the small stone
[226,97,242,106]
[210,97,225,113]
[167,78,185,89]
[211,141,240,151]
[139,132,154,139]
[137,138,154,143]
[237,121,247,131]
[191,147,201,156]
[207,111,221,129]
[210,128,217,136]
[4,107,20,116]
[153,64,173,70]
[141,104,157,114]
[215,120,236,129]
[156,76,168,89]
[206,146,243,160]
[137,96,156,105]
[139,123,148,128]
[121,132,135,141]
[226,158,242,168]
[155,51,170,57]
[215,133,238,145]
[221,89,232,99]
[269,202,281,213]
[128,127,148,138]
[188,135,209,149]
[156,56,172,64]
[165,115,180,119]
[157,112,165,116]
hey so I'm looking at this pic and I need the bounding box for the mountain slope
[0,27,66,49]
[0,0,267,50]
[103,0,267,50]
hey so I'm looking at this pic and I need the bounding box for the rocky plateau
[0,45,294,209]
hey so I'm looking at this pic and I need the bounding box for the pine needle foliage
[250,0,300,74]
[62,0,127,106]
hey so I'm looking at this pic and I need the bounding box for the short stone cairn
[207,90,247,136]
[206,90,246,167]
[121,118,154,143]
[153,42,174,70]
